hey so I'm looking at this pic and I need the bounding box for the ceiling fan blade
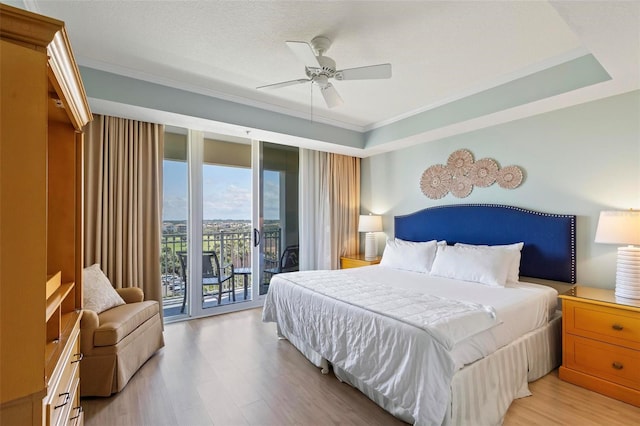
[319,83,343,108]
[257,79,310,90]
[286,41,321,68]
[335,63,392,80]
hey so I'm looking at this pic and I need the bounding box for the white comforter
[262,266,556,426]
[273,270,498,350]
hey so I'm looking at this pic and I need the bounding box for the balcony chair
[264,244,299,286]
[177,251,236,313]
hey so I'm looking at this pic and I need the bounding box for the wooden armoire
[1,4,92,425]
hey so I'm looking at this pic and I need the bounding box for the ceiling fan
[257,36,392,108]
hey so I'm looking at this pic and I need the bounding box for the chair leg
[231,276,236,302]
[244,275,248,300]
[217,284,222,305]
[180,284,187,313]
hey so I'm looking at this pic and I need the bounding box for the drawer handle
[612,324,624,331]
[612,362,624,370]
[70,406,83,420]
[54,392,70,410]
[71,352,84,363]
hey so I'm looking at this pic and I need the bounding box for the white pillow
[395,238,447,250]
[430,244,513,287]
[455,242,524,284]
[380,238,439,273]
[83,264,126,313]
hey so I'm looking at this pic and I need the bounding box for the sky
[163,160,280,221]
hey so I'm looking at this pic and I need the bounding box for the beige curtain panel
[301,149,360,270]
[327,153,360,268]
[84,114,164,308]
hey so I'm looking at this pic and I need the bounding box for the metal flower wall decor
[420,149,524,199]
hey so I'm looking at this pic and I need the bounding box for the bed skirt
[276,311,562,425]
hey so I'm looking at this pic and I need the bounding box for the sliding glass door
[200,137,252,311]
[162,130,298,320]
[253,142,300,296]
[161,131,189,318]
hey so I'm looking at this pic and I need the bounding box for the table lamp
[594,210,640,299]
[359,214,383,260]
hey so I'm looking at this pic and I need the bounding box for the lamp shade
[594,210,640,245]
[358,215,383,233]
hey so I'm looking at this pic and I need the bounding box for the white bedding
[274,269,499,350]
[262,265,558,426]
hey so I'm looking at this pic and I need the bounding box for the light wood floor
[83,308,639,426]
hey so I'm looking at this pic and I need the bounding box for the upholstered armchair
[80,266,164,397]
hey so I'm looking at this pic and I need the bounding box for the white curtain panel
[300,149,332,270]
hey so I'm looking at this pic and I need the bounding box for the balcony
[161,228,281,316]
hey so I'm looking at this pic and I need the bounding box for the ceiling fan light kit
[257,35,392,108]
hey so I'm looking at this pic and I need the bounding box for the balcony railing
[160,228,281,311]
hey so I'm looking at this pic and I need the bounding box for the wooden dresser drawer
[564,299,640,350]
[564,333,640,391]
[69,404,84,426]
[44,324,82,426]
[67,378,82,426]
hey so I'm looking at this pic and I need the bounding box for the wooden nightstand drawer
[564,333,640,391]
[564,299,640,350]
[340,254,381,269]
[559,286,640,406]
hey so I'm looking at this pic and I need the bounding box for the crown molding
[77,57,365,133]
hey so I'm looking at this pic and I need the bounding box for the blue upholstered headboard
[394,204,576,283]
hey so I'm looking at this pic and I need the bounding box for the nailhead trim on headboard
[395,204,577,283]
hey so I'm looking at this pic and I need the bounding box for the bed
[263,204,576,425]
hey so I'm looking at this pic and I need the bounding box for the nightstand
[340,253,381,269]
[559,285,640,406]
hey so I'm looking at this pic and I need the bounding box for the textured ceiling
[23,0,640,153]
